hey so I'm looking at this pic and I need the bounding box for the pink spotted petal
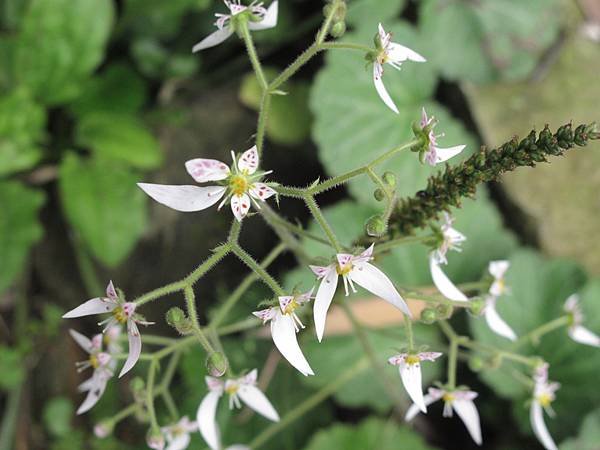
[231,193,251,222]
[185,158,230,183]
[249,183,276,202]
[248,1,278,30]
[237,146,259,174]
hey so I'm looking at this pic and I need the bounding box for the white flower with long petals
[63,281,153,377]
[197,369,279,450]
[372,23,426,114]
[160,417,198,450]
[388,351,442,412]
[310,244,411,342]
[138,146,276,222]
[429,214,468,302]
[564,294,600,347]
[69,329,113,415]
[253,291,314,376]
[482,260,517,341]
[530,364,560,450]
[193,1,278,52]
[419,108,465,166]
[406,387,482,446]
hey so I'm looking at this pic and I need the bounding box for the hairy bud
[382,171,396,187]
[206,351,228,377]
[365,215,386,237]
[373,188,385,202]
[420,308,437,324]
[330,21,346,38]
[166,307,194,335]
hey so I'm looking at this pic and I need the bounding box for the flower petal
[453,399,483,445]
[106,280,118,301]
[237,146,259,174]
[197,391,222,450]
[350,262,411,317]
[530,401,558,450]
[399,363,426,413]
[231,193,251,221]
[185,158,230,183]
[387,42,426,62]
[429,256,468,302]
[166,434,190,450]
[248,1,278,30]
[192,27,234,52]
[238,384,280,422]
[434,145,465,164]
[489,260,510,280]
[405,393,437,421]
[63,297,117,318]
[271,313,314,376]
[249,183,276,202]
[373,64,399,114]
[77,372,109,414]
[569,325,600,347]
[313,268,339,342]
[138,184,226,212]
[119,323,141,377]
[484,300,517,341]
[225,446,250,450]
[69,329,94,353]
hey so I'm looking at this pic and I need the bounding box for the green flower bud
[469,298,485,316]
[130,376,145,394]
[323,4,333,17]
[166,307,186,328]
[435,303,453,320]
[94,420,114,438]
[420,308,437,324]
[330,21,346,38]
[373,188,385,202]
[365,215,386,237]
[468,356,485,372]
[382,171,396,187]
[206,351,228,377]
[146,429,165,450]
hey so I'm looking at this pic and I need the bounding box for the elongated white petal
[489,260,509,280]
[192,27,234,52]
[429,256,468,302]
[453,399,482,445]
[238,385,280,422]
[373,64,399,114]
[69,329,93,353]
[399,364,426,413]
[249,183,276,201]
[119,324,141,377]
[237,146,259,174]
[434,145,465,164]
[166,434,190,450]
[138,184,226,212]
[185,158,230,183]
[197,391,222,450]
[313,268,339,342]
[350,263,411,317]
[231,193,251,221]
[387,43,426,62]
[405,394,437,421]
[225,446,250,450]
[484,302,517,341]
[248,1,278,30]
[63,298,117,318]
[77,373,109,415]
[569,325,600,347]
[271,314,314,376]
[530,402,557,450]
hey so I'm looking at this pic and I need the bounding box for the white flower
[419,108,465,166]
[69,329,113,415]
[483,260,517,341]
[138,146,276,222]
[406,387,482,446]
[193,1,279,52]
[253,291,314,376]
[564,294,600,347]
[530,363,560,450]
[388,351,442,412]
[161,416,198,450]
[63,281,153,377]
[429,214,468,302]
[197,369,279,450]
[310,244,411,342]
[373,23,426,114]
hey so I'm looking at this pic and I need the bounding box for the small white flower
[429,214,468,302]
[138,146,276,222]
[564,294,600,347]
[147,432,166,450]
[160,416,198,450]
[310,244,411,342]
[388,351,442,412]
[406,387,482,446]
[253,291,314,376]
[197,369,279,450]
[69,329,113,415]
[483,260,517,341]
[530,364,560,450]
[193,1,279,52]
[63,281,153,377]
[419,108,465,166]
[373,23,426,114]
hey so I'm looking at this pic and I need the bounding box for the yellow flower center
[336,263,353,276]
[282,298,299,316]
[225,383,239,395]
[89,354,100,369]
[405,355,421,365]
[538,393,553,408]
[112,307,128,324]
[442,392,455,403]
[229,175,249,196]
[497,279,506,294]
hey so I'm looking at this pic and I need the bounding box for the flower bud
[435,304,453,320]
[166,307,194,335]
[130,377,146,403]
[468,298,485,316]
[206,351,228,377]
[365,215,386,237]
[373,188,385,202]
[146,429,165,450]
[330,21,346,38]
[382,171,396,187]
[468,356,485,372]
[420,308,437,324]
[94,420,113,438]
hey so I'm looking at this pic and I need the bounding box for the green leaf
[75,113,163,170]
[469,250,600,438]
[59,154,148,267]
[560,408,600,450]
[0,346,26,389]
[14,0,114,105]
[69,64,147,118]
[311,22,476,206]
[0,181,45,293]
[0,88,46,176]
[345,0,407,31]
[303,418,439,450]
[43,397,73,437]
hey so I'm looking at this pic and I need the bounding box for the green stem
[303,194,342,252]
[146,359,160,431]
[447,337,458,389]
[256,92,271,155]
[239,20,268,90]
[231,245,285,296]
[319,41,373,52]
[513,316,569,349]
[373,235,433,254]
[399,289,471,308]
[161,390,179,421]
[0,382,23,450]
[315,2,337,45]
[404,315,415,351]
[249,358,369,449]
[184,286,217,355]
